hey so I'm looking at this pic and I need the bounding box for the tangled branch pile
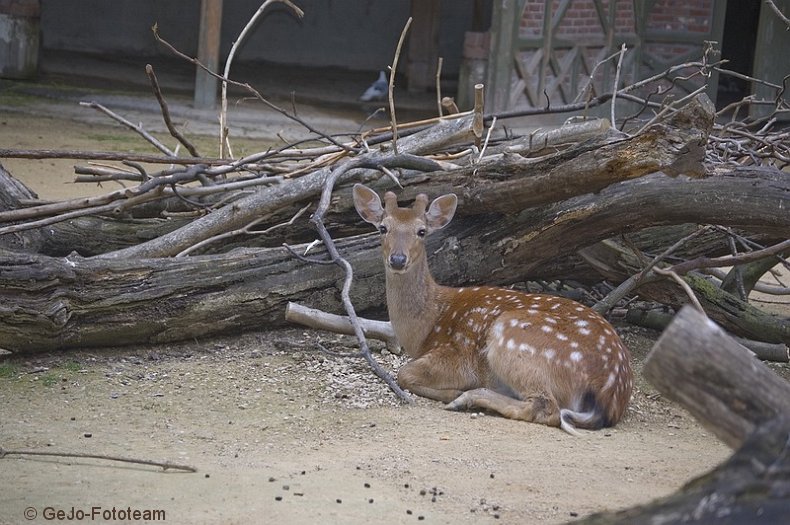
[0,25,788,364]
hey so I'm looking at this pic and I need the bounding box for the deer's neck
[385,256,448,358]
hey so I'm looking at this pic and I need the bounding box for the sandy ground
[1,84,788,525]
[0,329,738,525]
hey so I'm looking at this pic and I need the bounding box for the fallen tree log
[580,238,790,344]
[0,165,788,353]
[575,306,790,524]
[625,308,790,362]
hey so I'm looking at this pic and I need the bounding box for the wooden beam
[194,0,223,110]
[407,0,441,92]
[486,0,522,112]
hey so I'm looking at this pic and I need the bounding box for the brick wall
[519,0,712,38]
[511,0,716,109]
[646,0,713,33]
[0,0,41,17]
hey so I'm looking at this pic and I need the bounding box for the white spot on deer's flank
[575,320,589,328]
[506,339,516,351]
[541,325,553,333]
[544,349,556,360]
[570,351,583,363]
[603,371,616,391]
[492,321,504,340]
[509,319,519,328]
[579,328,591,336]
[556,333,568,341]
[519,343,535,355]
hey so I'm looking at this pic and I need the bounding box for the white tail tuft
[560,408,595,436]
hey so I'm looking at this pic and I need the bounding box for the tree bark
[644,306,790,448]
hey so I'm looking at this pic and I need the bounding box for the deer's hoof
[445,392,472,411]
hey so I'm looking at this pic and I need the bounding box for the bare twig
[152,24,351,153]
[766,0,790,28]
[176,203,310,257]
[611,43,627,129]
[309,168,411,401]
[219,0,305,157]
[388,17,412,155]
[79,101,175,157]
[477,116,496,162]
[0,447,197,473]
[670,239,790,275]
[653,267,705,313]
[293,154,446,401]
[592,226,713,314]
[574,48,625,104]
[435,56,444,117]
[145,64,200,157]
[0,148,223,164]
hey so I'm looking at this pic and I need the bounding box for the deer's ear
[353,184,385,225]
[425,194,457,231]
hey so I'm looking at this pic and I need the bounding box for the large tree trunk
[575,307,790,524]
[1,165,788,353]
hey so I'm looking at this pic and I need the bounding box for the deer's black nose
[388,253,407,270]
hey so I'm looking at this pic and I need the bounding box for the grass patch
[63,360,82,373]
[0,87,38,108]
[40,373,59,387]
[0,363,18,379]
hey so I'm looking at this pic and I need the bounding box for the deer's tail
[559,390,612,436]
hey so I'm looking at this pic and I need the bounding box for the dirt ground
[1,89,789,525]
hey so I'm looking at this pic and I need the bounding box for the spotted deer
[353,184,633,434]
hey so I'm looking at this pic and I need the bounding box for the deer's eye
[378,225,388,234]
[417,228,427,238]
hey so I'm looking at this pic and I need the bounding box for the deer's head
[353,184,457,273]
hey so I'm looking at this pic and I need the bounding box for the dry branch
[79,101,176,157]
[93,121,463,260]
[145,64,200,157]
[388,17,412,155]
[285,302,398,350]
[625,308,789,362]
[0,149,224,165]
[582,235,790,345]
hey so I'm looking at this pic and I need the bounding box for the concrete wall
[40,0,478,73]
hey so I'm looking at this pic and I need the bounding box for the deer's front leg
[397,346,481,404]
[446,389,561,427]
